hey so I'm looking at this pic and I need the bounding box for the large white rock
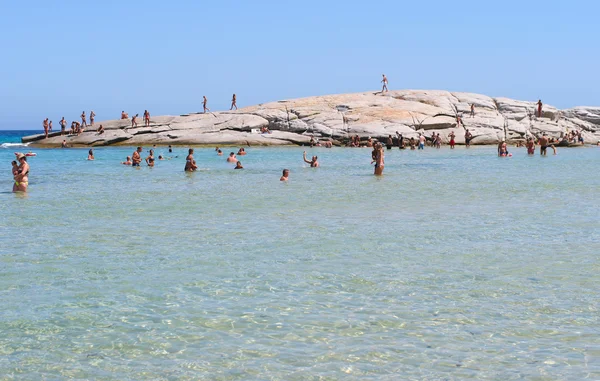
[23,90,600,146]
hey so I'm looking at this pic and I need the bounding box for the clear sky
[1,0,598,130]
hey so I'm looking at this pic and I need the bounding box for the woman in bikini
[90,110,95,126]
[87,149,95,160]
[145,149,155,167]
[13,153,29,192]
[372,143,384,175]
[185,149,197,172]
[144,110,150,127]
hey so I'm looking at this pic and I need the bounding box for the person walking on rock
[203,96,211,113]
[381,74,388,92]
[230,94,237,110]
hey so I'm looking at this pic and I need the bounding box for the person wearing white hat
[13,153,29,192]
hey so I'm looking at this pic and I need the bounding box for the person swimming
[87,149,94,161]
[122,156,132,165]
[234,161,243,169]
[280,169,289,181]
[227,152,238,163]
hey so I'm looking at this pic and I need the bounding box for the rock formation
[23,90,600,146]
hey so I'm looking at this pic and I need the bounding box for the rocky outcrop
[23,90,600,146]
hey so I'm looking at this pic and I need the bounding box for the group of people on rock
[42,111,100,138]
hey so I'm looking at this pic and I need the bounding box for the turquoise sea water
[1,132,600,379]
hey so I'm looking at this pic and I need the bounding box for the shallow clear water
[1,143,599,380]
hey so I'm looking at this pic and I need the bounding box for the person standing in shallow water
[303,151,319,167]
[372,143,384,175]
[449,131,456,149]
[87,149,94,160]
[230,94,237,110]
[132,147,142,166]
[13,153,29,192]
[386,135,393,150]
[145,149,155,167]
[465,129,473,148]
[381,74,388,92]
[185,149,197,172]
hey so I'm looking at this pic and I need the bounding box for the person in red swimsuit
[536,99,543,118]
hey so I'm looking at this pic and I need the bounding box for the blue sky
[0,0,598,129]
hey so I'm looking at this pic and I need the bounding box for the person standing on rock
[43,118,49,138]
[132,146,143,166]
[470,104,475,117]
[81,111,88,128]
[536,100,543,118]
[48,120,53,133]
[144,110,150,127]
[131,114,139,128]
[465,129,473,148]
[60,117,66,135]
[90,110,96,126]
[381,74,388,92]
[203,96,211,113]
[230,94,237,110]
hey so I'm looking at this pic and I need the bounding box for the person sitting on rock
[121,111,129,119]
[97,125,105,134]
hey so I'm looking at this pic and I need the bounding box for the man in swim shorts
[381,74,388,92]
[465,129,473,147]
[132,147,142,166]
[539,133,549,156]
[418,134,425,150]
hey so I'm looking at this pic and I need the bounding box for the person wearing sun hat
[13,153,29,192]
